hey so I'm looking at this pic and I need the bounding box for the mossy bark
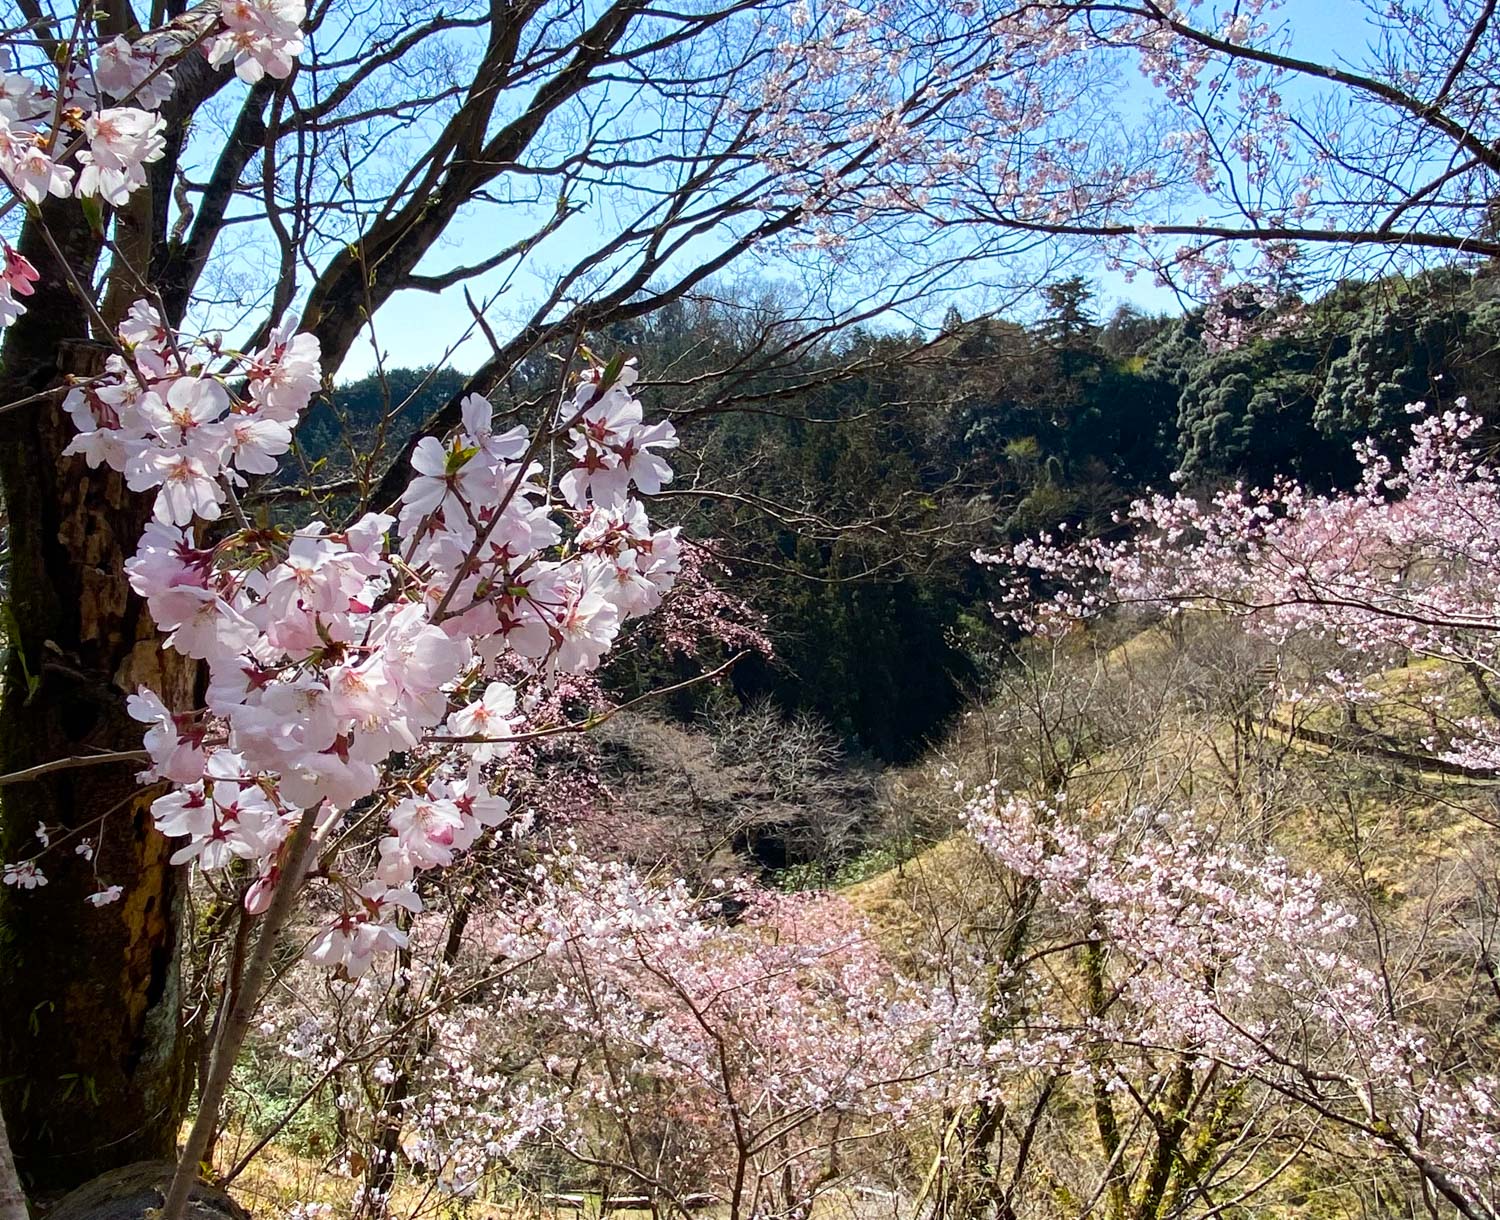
[0,201,193,1189]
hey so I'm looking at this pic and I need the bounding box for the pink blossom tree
[985,401,1500,778]
[482,860,940,1219]
[934,786,1500,1220]
[0,0,981,1189]
[762,0,1500,328]
[3,0,1498,1204]
[966,382,1500,1206]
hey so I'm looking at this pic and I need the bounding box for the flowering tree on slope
[1,0,1497,1200]
[481,863,937,1219]
[958,383,1500,1216]
[942,788,1500,1220]
[984,402,1500,779]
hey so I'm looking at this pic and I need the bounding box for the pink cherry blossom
[76,107,166,205]
[446,681,517,764]
[0,120,72,202]
[208,0,307,84]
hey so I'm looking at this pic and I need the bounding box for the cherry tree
[226,856,943,1215]
[1,0,1495,1202]
[984,401,1500,779]
[951,377,1500,1218]
[941,785,1500,1220]
[0,0,1005,1189]
[421,859,936,1216]
[13,277,694,1218]
[762,0,1500,331]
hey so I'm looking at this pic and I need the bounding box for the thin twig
[0,749,147,787]
[427,651,749,746]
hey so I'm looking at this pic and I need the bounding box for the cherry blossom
[440,857,943,1208]
[93,35,176,109]
[305,884,420,977]
[0,120,73,203]
[0,9,308,347]
[47,294,698,980]
[957,786,1500,1213]
[76,107,166,205]
[446,682,517,764]
[208,0,307,84]
[1,862,45,889]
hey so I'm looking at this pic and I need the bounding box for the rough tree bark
[0,197,196,1188]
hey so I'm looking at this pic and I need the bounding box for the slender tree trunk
[357,884,478,1218]
[0,1097,26,1220]
[0,202,194,1189]
[161,806,321,1220]
[1082,937,1127,1220]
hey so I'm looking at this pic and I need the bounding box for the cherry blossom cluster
[0,4,305,325]
[747,0,1475,338]
[960,786,1500,1208]
[982,402,1500,770]
[752,0,1154,247]
[639,542,773,660]
[268,933,563,1203]
[482,858,941,1205]
[253,856,949,1206]
[63,304,315,522]
[36,303,688,976]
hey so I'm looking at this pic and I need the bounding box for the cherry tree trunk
[0,205,194,1189]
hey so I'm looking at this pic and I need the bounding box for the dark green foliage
[295,365,470,478]
[1172,269,1500,486]
[1175,334,1341,486]
[662,334,986,761]
[617,283,1184,758]
[1314,272,1497,443]
[760,548,971,761]
[936,286,1178,534]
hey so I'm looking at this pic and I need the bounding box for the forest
[2,2,1500,1220]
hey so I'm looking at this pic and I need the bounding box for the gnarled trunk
[0,202,193,1190]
